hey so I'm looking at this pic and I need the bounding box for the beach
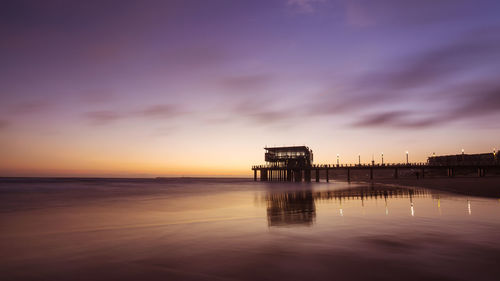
[1,178,500,281]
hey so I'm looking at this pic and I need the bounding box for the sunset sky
[1,0,500,177]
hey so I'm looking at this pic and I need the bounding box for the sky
[1,0,500,177]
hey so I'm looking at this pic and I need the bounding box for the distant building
[428,152,498,166]
[265,146,313,168]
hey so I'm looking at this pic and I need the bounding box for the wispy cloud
[79,89,116,104]
[0,119,9,129]
[352,111,444,128]
[345,2,375,27]
[84,110,121,126]
[309,26,500,128]
[218,74,274,93]
[341,0,495,27]
[231,98,296,126]
[137,104,182,119]
[287,0,325,13]
[160,46,232,71]
[150,126,177,137]
[83,104,184,126]
[8,100,52,115]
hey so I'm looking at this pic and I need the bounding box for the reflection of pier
[266,191,316,227]
[265,186,432,227]
[311,186,429,202]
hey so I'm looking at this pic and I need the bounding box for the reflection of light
[411,202,415,216]
[438,197,442,215]
[340,208,343,216]
[468,200,471,215]
[385,199,388,215]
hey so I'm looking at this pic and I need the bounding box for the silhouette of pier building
[252,146,500,182]
[260,146,313,182]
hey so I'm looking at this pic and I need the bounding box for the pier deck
[251,163,499,182]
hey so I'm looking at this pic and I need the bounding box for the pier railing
[252,163,429,169]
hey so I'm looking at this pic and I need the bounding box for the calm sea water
[1,178,499,281]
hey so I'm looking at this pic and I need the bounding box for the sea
[1,177,499,281]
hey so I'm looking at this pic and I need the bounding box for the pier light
[462,148,464,155]
[405,151,409,164]
[337,154,340,166]
[381,152,384,165]
[358,154,361,165]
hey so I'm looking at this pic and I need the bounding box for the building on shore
[427,151,498,166]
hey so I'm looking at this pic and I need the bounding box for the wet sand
[1,178,500,281]
[357,177,500,198]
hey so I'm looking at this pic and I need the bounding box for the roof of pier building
[264,146,312,153]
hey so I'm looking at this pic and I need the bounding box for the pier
[252,146,500,182]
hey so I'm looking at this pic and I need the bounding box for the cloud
[345,2,375,27]
[367,31,500,91]
[341,0,499,27]
[79,89,116,104]
[309,26,500,128]
[352,111,444,128]
[84,110,121,125]
[8,100,52,115]
[0,119,8,129]
[201,96,295,127]
[218,74,274,94]
[231,99,295,125]
[287,0,325,13]
[83,104,184,125]
[350,79,500,129]
[137,104,183,119]
[150,126,176,137]
[161,46,231,71]
[443,80,500,124]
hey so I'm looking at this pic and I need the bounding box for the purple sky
[1,0,500,176]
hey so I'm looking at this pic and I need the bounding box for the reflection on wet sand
[265,185,443,226]
[266,191,316,227]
